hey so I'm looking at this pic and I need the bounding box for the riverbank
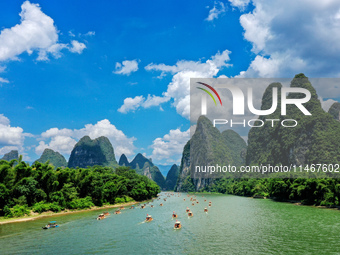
[0,199,153,225]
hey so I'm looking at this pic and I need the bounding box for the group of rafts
[96,192,212,230]
[96,206,125,220]
[144,192,212,230]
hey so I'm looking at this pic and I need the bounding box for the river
[1,193,340,254]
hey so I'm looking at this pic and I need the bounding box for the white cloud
[150,128,190,164]
[0,114,30,156]
[41,127,73,139]
[68,31,75,37]
[69,40,86,54]
[118,95,145,113]
[238,0,340,78]
[0,1,86,63]
[0,114,10,125]
[206,1,226,21]
[84,31,95,36]
[118,94,171,113]
[228,0,250,10]
[125,50,232,118]
[0,77,9,84]
[113,59,139,75]
[36,119,136,158]
[0,125,24,146]
[143,95,171,108]
[36,136,77,155]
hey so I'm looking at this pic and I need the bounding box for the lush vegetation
[0,159,160,218]
[201,178,340,206]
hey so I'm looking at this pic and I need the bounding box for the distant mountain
[118,153,166,189]
[35,148,67,168]
[68,136,118,168]
[328,102,340,121]
[246,74,340,166]
[165,164,179,190]
[1,150,18,161]
[118,154,129,166]
[176,116,245,191]
[129,153,153,169]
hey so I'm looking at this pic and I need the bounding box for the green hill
[68,136,118,168]
[35,148,67,168]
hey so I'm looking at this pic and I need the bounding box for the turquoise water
[1,193,340,254]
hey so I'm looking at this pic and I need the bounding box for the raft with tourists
[174,220,182,230]
[42,221,59,229]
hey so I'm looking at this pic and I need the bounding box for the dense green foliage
[205,178,340,206]
[68,136,118,168]
[35,148,67,168]
[0,160,160,218]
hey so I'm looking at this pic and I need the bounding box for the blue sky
[0,0,340,165]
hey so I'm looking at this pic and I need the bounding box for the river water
[1,193,340,254]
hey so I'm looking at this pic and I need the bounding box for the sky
[0,0,340,165]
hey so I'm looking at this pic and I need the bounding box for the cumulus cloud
[238,0,340,79]
[41,127,73,139]
[206,1,226,21]
[113,60,139,75]
[0,1,86,63]
[0,114,30,156]
[150,128,190,164]
[36,136,77,155]
[36,119,136,158]
[118,50,231,118]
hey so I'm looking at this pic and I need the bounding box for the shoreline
[0,199,153,225]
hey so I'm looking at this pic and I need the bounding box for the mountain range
[175,74,340,191]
